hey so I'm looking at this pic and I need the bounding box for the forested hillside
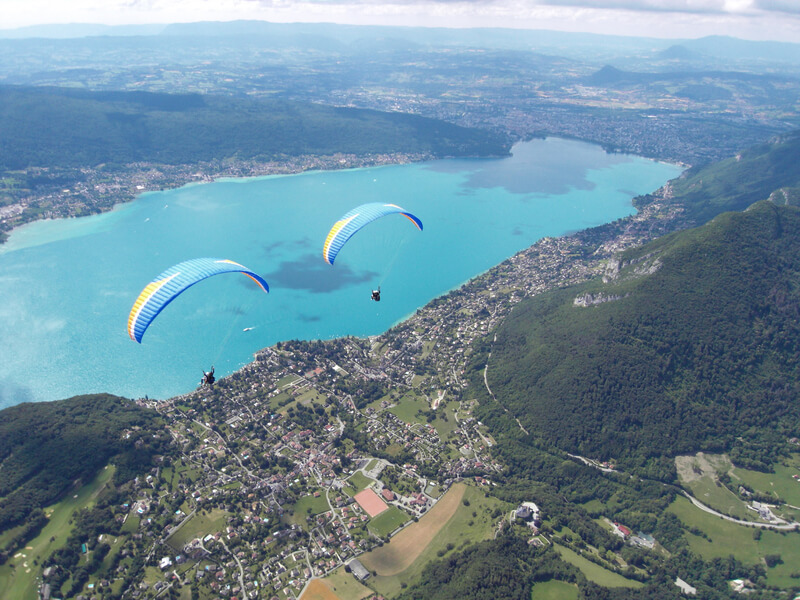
[639,130,800,225]
[485,200,800,476]
[0,85,509,170]
[0,394,166,534]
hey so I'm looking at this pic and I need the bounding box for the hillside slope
[645,130,800,225]
[0,85,509,170]
[487,200,800,471]
[0,394,165,533]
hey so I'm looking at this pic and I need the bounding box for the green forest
[0,394,165,536]
[484,200,800,476]
[638,130,800,225]
[0,85,509,170]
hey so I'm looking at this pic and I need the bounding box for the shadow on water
[265,253,378,293]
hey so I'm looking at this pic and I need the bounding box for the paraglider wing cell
[322,203,422,265]
[127,258,269,343]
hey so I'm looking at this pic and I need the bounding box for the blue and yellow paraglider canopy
[323,202,423,266]
[127,258,269,343]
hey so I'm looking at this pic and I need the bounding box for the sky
[1,0,800,43]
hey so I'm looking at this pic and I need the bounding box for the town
[31,180,755,600]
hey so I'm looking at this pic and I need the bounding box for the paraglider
[127,258,269,343]
[371,287,381,302]
[322,202,423,266]
[201,366,216,386]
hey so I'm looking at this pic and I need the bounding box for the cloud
[539,0,729,13]
[1,0,798,41]
[754,0,800,15]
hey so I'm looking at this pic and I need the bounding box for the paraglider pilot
[371,286,381,302]
[201,366,215,386]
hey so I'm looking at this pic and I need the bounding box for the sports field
[354,489,388,517]
[369,506,410,538]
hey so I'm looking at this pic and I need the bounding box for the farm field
[361,483,508,597]
[299,578,340,600]
[322,567,373,600]
[531,579,580,600]
[166,508,231,552]
[668,495,800,587]
[0,465,116,600]
[554,545,642,588]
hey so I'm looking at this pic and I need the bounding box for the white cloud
[1,0,798,42]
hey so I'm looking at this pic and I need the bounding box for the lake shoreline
[0,151,440,247]
[0,138,682,406]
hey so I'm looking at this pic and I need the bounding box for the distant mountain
[657,44,698,61]
[585,64,792,88]
[683,35,800,65]
[586,65,639,85]
[0,85,509,170]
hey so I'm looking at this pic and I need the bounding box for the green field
[531,579,580,600]
[121,514,141,533]
[166,509,231,552]
[388,393,430,424]
[384,443,404,457]
[269,391,293,410]
[346,472,375,494]
[289,494,332,528]
[554,545,642,588]
[731,456,800,507]
[366,484,509,598]
[0,524,26,550]
[683,475,755,520]
[581,499,606,516]
[369,506,410,538]
[298,389,325,405]
[322,567,374,600]
[0,465,116,600]
[276,374,301,388]
[668,495,800,587]
[430,402,459,440]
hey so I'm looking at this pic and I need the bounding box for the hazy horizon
[2,0,799,44]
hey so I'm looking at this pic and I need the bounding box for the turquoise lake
[0,138,682,408]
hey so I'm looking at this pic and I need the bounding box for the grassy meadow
[554,545,642,589]
[531,579,580,600]
[668,495,800,587]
